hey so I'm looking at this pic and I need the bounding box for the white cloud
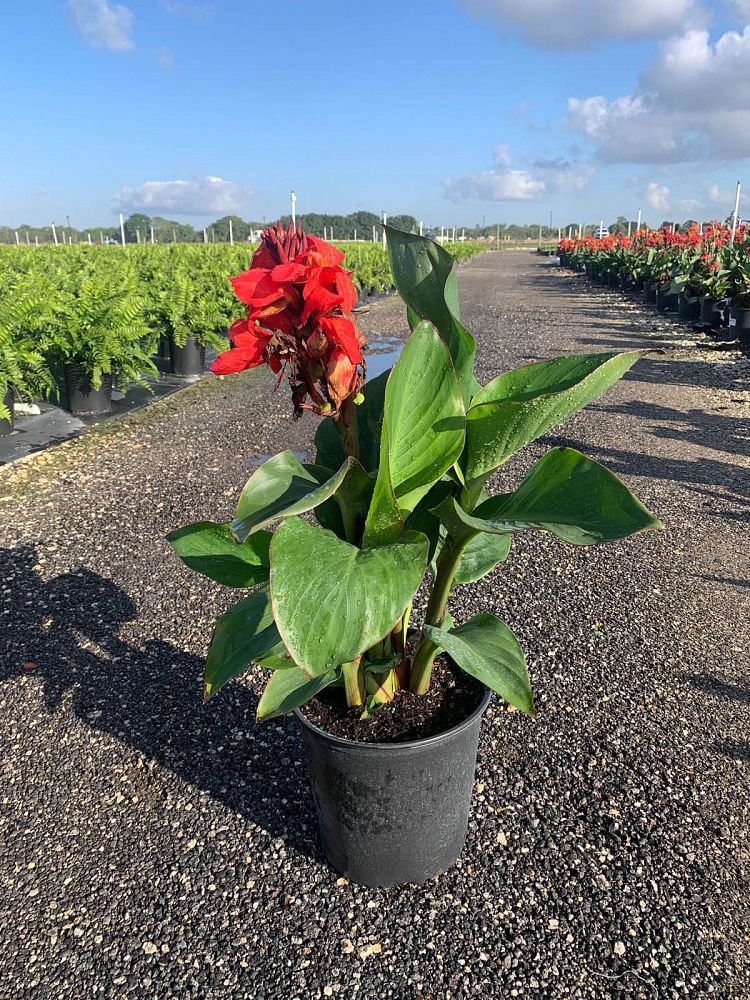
[463,0,704,50]
[115,176,252,215]
[444,148,593,202]
[67,0,134,51]
[568,26,750,163]
[645,182,670,211]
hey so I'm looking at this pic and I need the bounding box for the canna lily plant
[168,223,662,724]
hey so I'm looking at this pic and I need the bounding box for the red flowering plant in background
[211,221,367,417]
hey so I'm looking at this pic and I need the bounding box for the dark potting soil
[299,656,485,744]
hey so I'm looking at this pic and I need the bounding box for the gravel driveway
[1,251,748,999]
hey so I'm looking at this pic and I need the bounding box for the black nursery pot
[677,293,700,322]
[295,686,493,887]
[63,364,113,415]
[0,387,13,435]
[656,286,678,312]
[170,336,206,378]
[643,280,657,305]
[728,303,750,345]
[157,334,172,360]
[700,296,725,329]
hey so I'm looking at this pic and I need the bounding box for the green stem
[409,537,468,695]
[342,657,365,708]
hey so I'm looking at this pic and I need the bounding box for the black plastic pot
[677,293,700,322]
[170,336,206,378]
[63,365,113,415]
[728,304,750,345]
[618,274,634,292]
[643,280,657,305]
[656,286,678,312]
[157,334,172,360]
[0,387,13,435]
[295,686,492,887]
[700,297,725,329]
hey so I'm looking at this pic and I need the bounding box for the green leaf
[375,320,465,521]
[271,517,429,676]
[362,417,403,547]
[256,667,337,722]
[462,351,647,494]
[204,586,285,700]
[314,368,390,473]
[423,614,533,715]
[454,532,511,584]
[385,225,478,405]
[167,521,271,588]
[448,447,663,545]
[231,451,364,542]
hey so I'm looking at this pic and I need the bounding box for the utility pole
[731,180,742,244]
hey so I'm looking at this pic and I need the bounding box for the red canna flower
[211,221,367,416]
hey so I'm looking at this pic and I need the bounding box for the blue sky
[3,1,750,229]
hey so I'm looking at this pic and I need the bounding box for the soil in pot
[63,365,113,415]
[170,336,206,378]
[296,657,491,887]
[0,387,13,435]
[301,655,484,744]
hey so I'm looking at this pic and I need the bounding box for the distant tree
[682,219,699,230]
[210,215,252,242]
[123,213,151,243]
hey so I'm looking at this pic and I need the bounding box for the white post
[14,231,19,245]
[173,228,177,244]
[452,226,456,242]
[88,233,92,245]
[372,225,376,242]
[382,213,387,248]
[636,208,642,232]
[627,221,632,238]
[290,190,297,228]
[136,228,141,244]
[461,227,465,241]
[25,231,30,245]
[599,219,604,237]
[496,224,499,248]
[229,218,234,245]
[35,236,39,246]
[699,222,704,235]
[730,180,742,244]
[419,220,423,236]
[557,226,561,242]
[99,230,104,244]
[150,226,155,244]
[52,224,59,246]
[354,229,357,241]
[211,227,215,243]
[330,227,334,240]
[538,224,542,246]
[119,213,126,246]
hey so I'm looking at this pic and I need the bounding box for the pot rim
[294,683,492,753]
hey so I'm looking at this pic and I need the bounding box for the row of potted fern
[558,224,750,344]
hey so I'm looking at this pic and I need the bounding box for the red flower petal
[305,235,345,266]
[271,262,310,283]
[317,315,363,364]
[210,345,265,375]
[325,347,358,404]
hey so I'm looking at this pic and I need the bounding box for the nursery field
[0,250,748,999]
[0,240,488,424]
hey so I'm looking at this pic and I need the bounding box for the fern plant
[163,261,230,351]
[0,277,57,421]
[39,257,156,391]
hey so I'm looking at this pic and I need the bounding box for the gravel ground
[1,251,748,999]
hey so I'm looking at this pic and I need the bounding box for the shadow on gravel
[596,401,750,461]
[0,545,321,862]
[686,672,750,707]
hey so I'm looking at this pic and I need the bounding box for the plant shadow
[0,545,322,862]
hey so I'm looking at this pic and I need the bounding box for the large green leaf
[167,521,271,588]
[454,532,511,584]
[385,225,478,404]
[204,586,286,699]
[423,614,533,715]
[271,517,429,676]
[462,351,647,494]
[361,418,403,547]
[231,451,364,542]
[371,320,465,529]
[314,368,390,473]
[256,667,338,722]
[446,447,662,545]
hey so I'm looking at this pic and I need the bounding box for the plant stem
[409,537,467,695]
[336,394,360,462]
[342,657,365,708]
